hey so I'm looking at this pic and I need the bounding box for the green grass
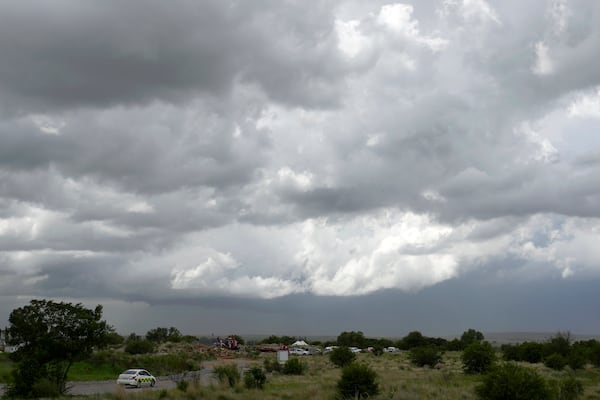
[4,351,600,399]
[0,353,14,383]
[67,361,124,381]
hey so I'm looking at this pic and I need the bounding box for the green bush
[329,347,356,367]
[462,341,496,374]
[283,358,306,375]
[176,380,188,392]
[476,363,551,400]
[124,338,155,355]
[409,346,442,367]
[520,342,544,363]
[555,374,584,400]
[244,367,266,389]
[214,364,240,387]
[567,348,587,370]
[544,353,567,370]
[337,363,379,399]
[263,357,281,373]
[590,342,600,367]
[31,378,61,398]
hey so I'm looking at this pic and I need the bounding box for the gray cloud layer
[2,0,600,334]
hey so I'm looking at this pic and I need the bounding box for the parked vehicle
[289,347,310,355]
[116,369,156,388]
[323,346,338,354]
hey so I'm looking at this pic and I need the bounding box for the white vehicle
[384,346,400,353]
[323,346,338,354]
[116,369,156,388]
[289,348,310,355]
[349,347,362,353]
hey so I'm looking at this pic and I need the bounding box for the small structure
[277,349,289,364]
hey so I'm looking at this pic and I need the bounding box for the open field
[46,352,600,400]
[2,350,600,399]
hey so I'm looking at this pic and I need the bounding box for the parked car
[323,346,338,354]
[349,347,362,353]
[289,347,310,355]
[116,369,156,388]
[384,346,400,353]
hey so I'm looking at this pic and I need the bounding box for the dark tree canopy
[6,299,111,397]
[337,331,367,348]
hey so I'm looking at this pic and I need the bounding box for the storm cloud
[2,0,600,335]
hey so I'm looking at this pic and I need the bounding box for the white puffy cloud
[1,0,600,324]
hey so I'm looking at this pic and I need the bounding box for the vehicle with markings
[116,369,156,388]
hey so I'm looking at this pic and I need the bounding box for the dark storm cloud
[2,0,600,336]
[0,0,344,113]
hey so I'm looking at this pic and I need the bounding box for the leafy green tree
[460,329,484,347]
[401,331,427,349]
[6,299,111,397]
[476,363,551,400]
[330,346,356,367]
[337,331,366,348]
[337,363,379,399]
[544,353,567,370]
[146,327,182,343]
[520,342,544,363]
[462,341,496,374]
[124,333,155,354]
[544,332,571,358]
[409,346,442,367]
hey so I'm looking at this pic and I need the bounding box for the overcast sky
[1,0,600,338]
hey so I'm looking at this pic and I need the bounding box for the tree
[401,331,427,349]
[476,363,551,400]
[330,346,356,367]
[337,331,367,348]
[460,329,484,348]
[409,346,442,367]
[6,299,111,397]
[337,363,379,399]
[146,326,182,343]
[462,341,496,374]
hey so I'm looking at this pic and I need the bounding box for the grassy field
[86,352,600,400]
[0,353,12,383]
[3,351,600,399]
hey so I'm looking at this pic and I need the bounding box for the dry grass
[68,352,600,400]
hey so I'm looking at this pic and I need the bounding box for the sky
[1,0,600,338]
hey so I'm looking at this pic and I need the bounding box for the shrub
[519,342,544,363]
[590,342,600,367]
[244,367,266,389]
[263,357,281,373]
[330,346,356,367]
[371,345,384,356]
[176,380,188,392]
[567,347,587,370]
[555,374,584,400]
[214,364,240,387]
[337,363,379,399]
[476,363,551,400]
[544,353,567,370]
[124,338,155,355]
[409,346,442,367]
[282,358,306,375]
[501,344,520,361]
[31,378,61,398]
[462,341,496,374]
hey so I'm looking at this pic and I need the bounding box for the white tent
[291,340,308,347]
